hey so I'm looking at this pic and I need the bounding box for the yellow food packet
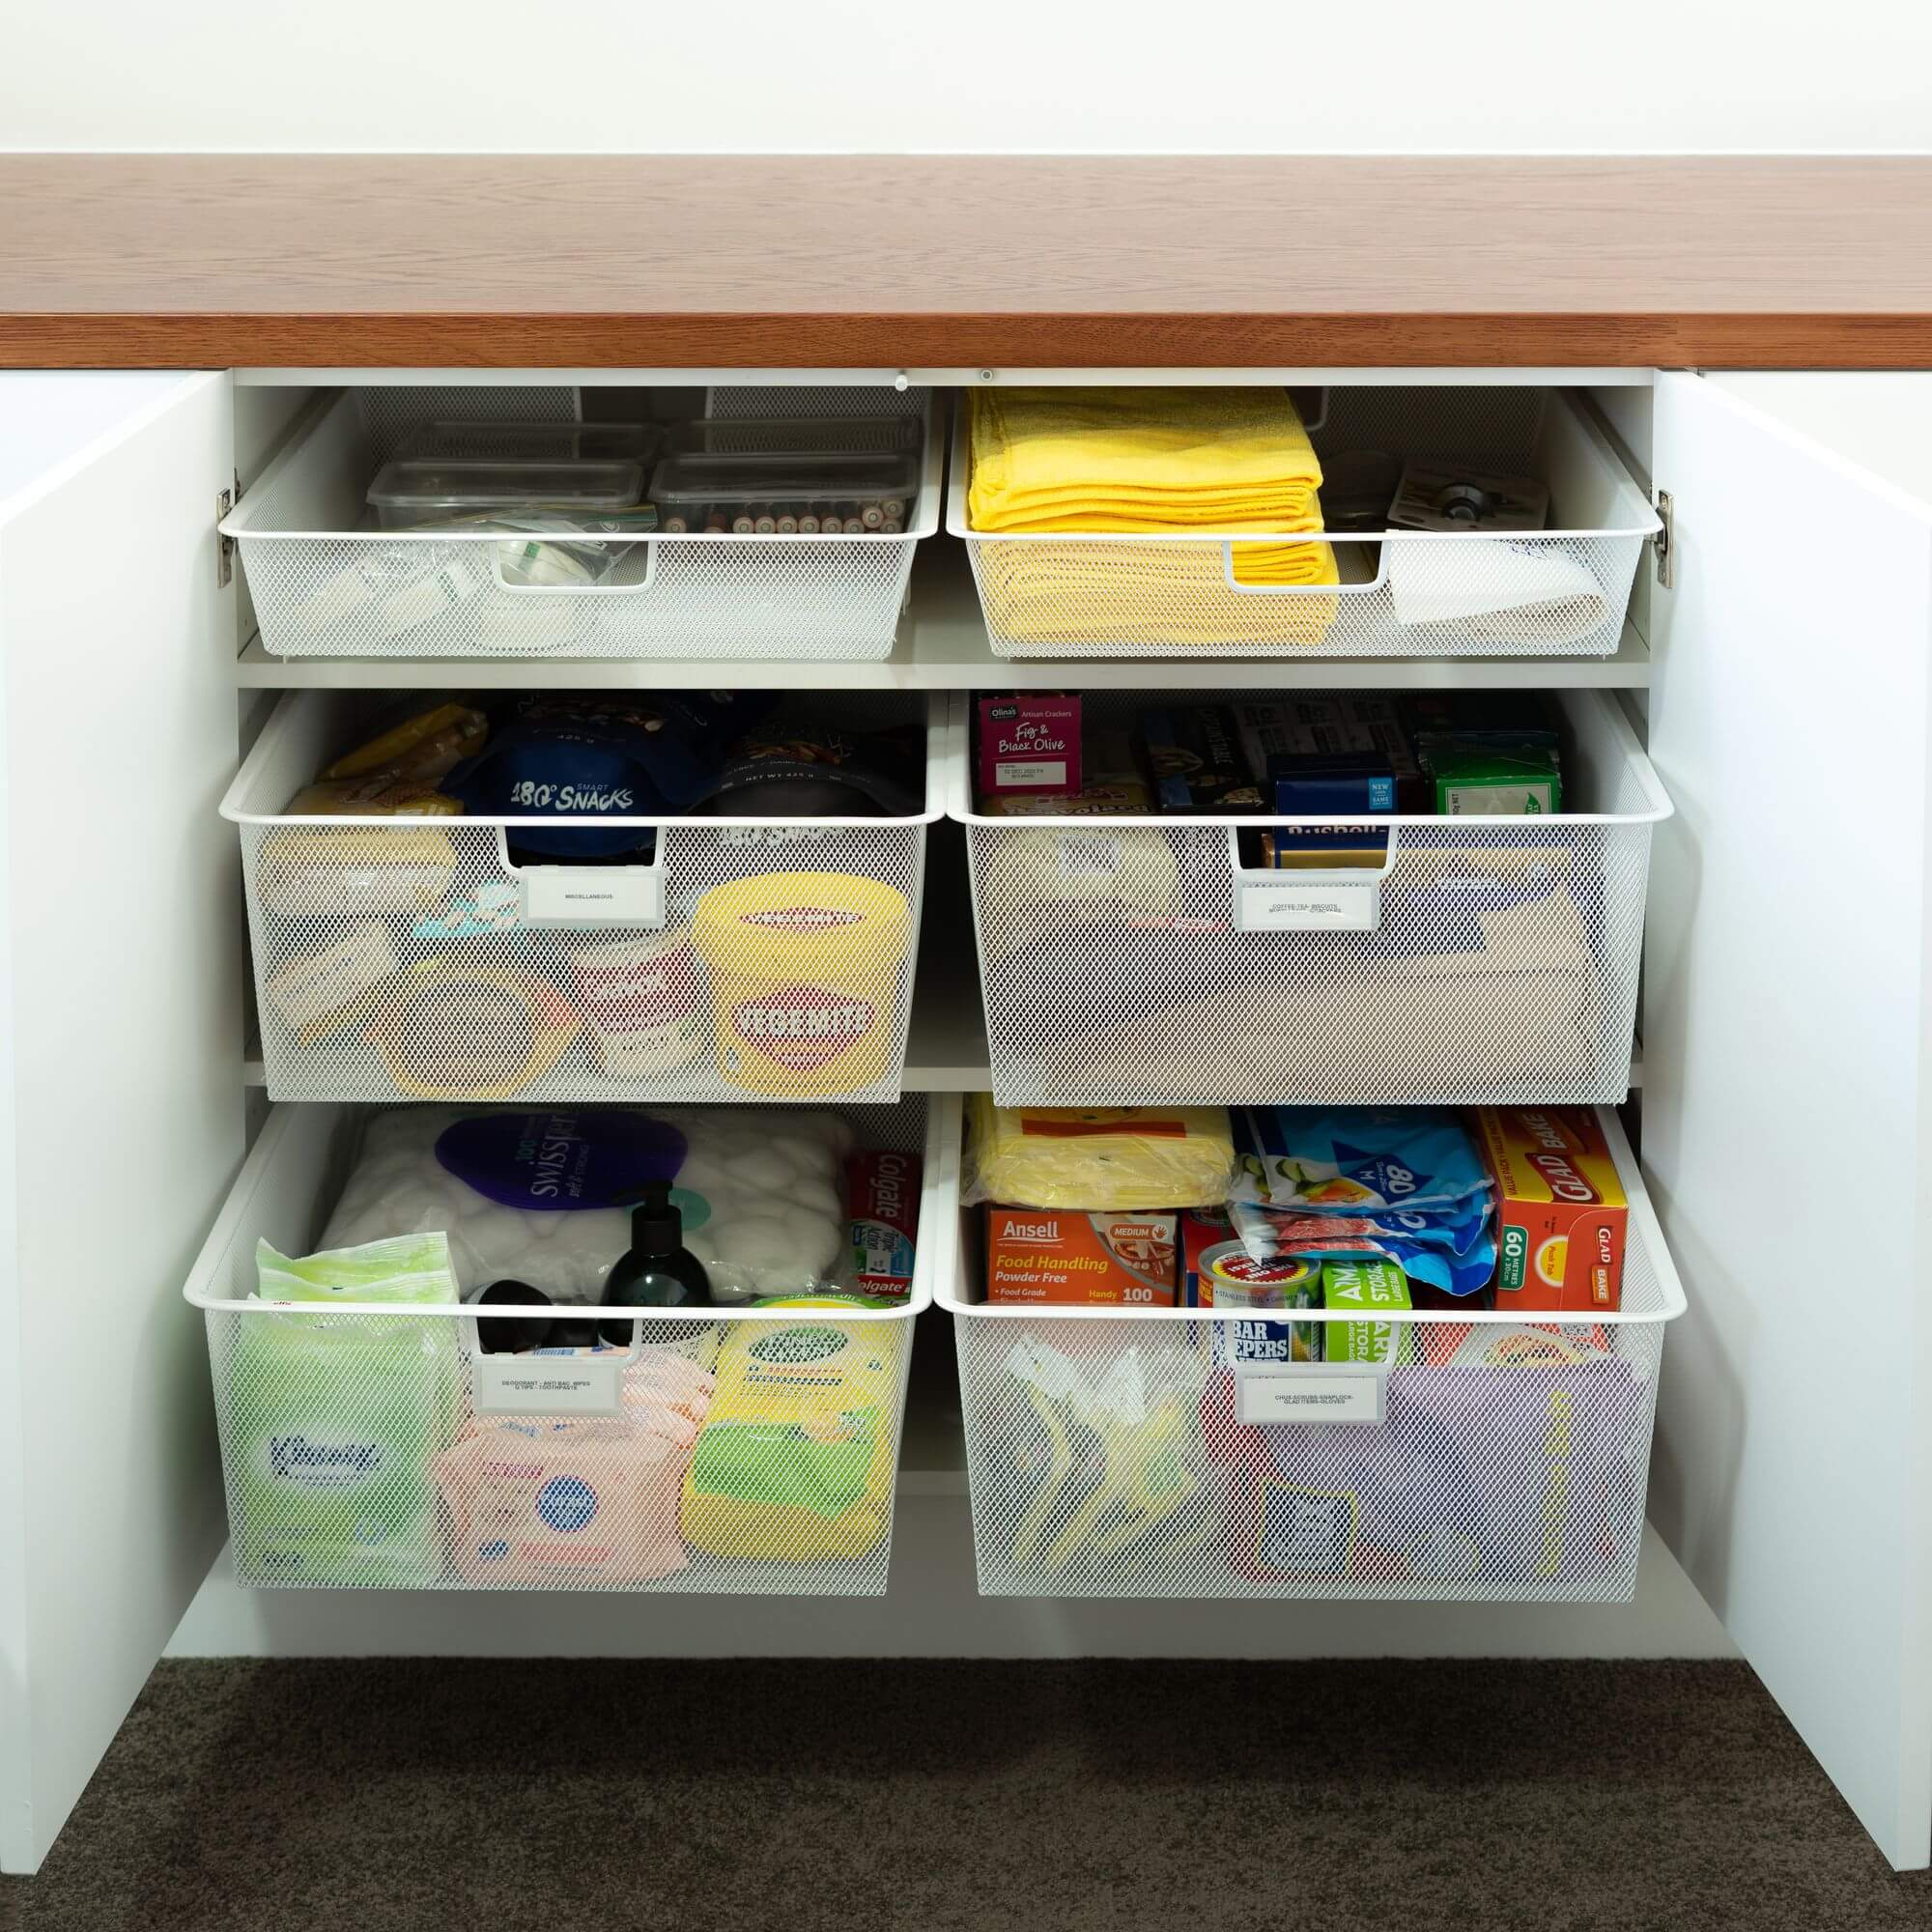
[967,1096,1236,1211]
[323,702,487,782]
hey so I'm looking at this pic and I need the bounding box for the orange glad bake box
[1470,1106,1628,1313]
[983,1208,1179,1306]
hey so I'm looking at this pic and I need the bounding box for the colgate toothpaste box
[1471,1106,1628,1313]
[977,696,1081,798]
[847,1149,922,1296]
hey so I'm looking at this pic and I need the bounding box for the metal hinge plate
[216,470,240,589]
[1654,490,1673,589]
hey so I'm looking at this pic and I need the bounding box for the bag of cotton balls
[320,1105,856,1305]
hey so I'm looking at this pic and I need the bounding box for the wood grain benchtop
[4,155,1931,369]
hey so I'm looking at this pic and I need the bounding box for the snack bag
[285,701,487,816]
[1230,1199,1498,1299]
[1232,1107,1492,1215]
[680,1317,900,1561]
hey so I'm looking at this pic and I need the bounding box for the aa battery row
[660,497,910,535]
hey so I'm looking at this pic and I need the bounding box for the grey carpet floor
[6,1658,1932,1932]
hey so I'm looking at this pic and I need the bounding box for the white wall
[5,0,1932,152]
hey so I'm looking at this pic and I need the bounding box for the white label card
[1235,1364,1388,1426]
[519,865,666,929]
[998,759,1067,788]
[1233,872,1384,933]
[471,1351,626,1417]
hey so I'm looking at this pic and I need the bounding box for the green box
[1321,1258,1413,1365]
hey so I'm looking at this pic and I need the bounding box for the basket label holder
[470,1350,627,1417]
[1236,1362,1389,1426]
[1228,826,1400,934]
[519,863,666,929]
[496,828,669,930]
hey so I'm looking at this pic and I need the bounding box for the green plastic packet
[230,1233,461,1586]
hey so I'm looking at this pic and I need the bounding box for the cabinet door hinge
[216,470,241,590]
[1653,490,1673,589]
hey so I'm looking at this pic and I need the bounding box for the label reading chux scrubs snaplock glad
[693,873,912,1096]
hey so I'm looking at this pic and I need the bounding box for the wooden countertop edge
[6,310,1932,370]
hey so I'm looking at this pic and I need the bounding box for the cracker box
[977,696,1081,798]
[984,1207,1178,1306]
[1470,1107,1628,1312]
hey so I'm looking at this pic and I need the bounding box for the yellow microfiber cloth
[976,537,1340,646]
[968,387,1324,534]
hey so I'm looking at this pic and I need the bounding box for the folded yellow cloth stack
[968,386,1324,532]
[976,541,1339,646]
[967,386,1339,628]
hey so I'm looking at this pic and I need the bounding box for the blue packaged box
[1267,752,1397,815]
[1265,752,1395,858]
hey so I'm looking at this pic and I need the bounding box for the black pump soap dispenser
[599,1180,712,1344]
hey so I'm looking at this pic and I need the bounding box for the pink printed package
[977,696,1082,798]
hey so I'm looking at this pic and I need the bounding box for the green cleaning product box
[1321,1258,1413,1365]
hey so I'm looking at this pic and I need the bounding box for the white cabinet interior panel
[0,371,244,1874]
[1647,370,1932,1871]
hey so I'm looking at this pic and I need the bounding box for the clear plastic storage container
[650,450,922,535]
[952,689,1670,1106]
[400,420,663,464]
[366,457,646,529]
[943,1105,1684,1602]
[225,691,946,1104]
[185,1094,959,1596]
[666,416,923,457]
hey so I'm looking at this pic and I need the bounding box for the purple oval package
[434,1110,687,1210]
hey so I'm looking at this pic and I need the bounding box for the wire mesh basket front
[945,1111,1681,1603]
[951,387,1659,660]
[191,1096,951,1596]
[229,692,937,1105]
[206,1304,917,1594]
[230,388,939,661]
[951,1310,1667,1601]
[957,690,1667,1106]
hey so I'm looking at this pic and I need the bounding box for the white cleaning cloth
[1387,540,1609,645]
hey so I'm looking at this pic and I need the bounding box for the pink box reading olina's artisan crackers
[977,696,1082,798]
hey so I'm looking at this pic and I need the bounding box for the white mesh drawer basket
[184,1093,960,1595]
[226,387,941,661]
[948,386,1659,659]
[954,688,1669,1107]
[225,690,943,1104]
[943,1106,1684,1603]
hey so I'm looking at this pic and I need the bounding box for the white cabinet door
[1648,371,1932,1871]
[0,371,242,1873]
